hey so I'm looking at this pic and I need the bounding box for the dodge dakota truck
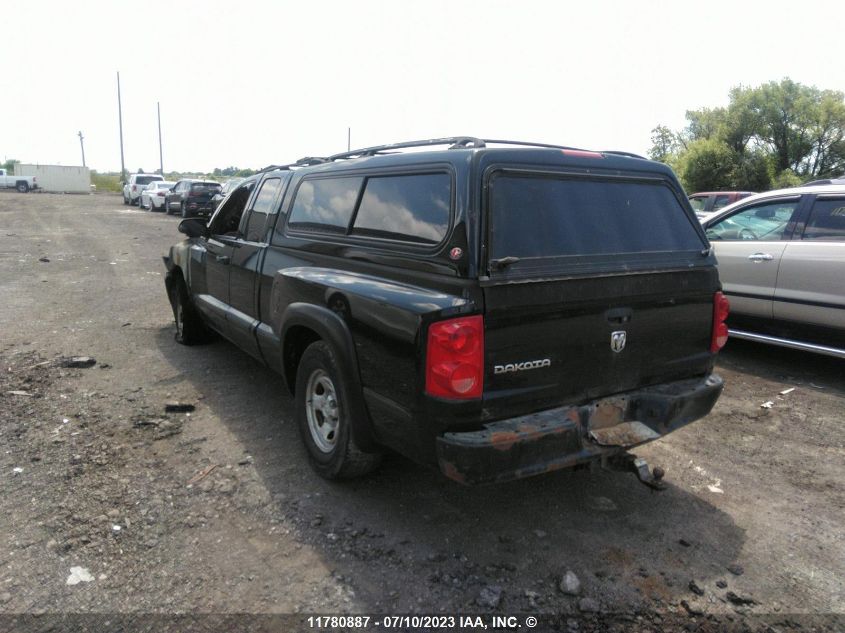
[163,137,727,485]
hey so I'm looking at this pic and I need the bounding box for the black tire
[295,341,382,480]
[16,182,29,193]
[123,193,129,205]
[170,277,213,345]
[165,198,173,215]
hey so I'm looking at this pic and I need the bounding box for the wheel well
[283,326,321,394]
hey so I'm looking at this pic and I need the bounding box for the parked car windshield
[489,174,705,259]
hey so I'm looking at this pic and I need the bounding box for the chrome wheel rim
[305,369,340,453]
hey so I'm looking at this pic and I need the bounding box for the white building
[16,164,91,193]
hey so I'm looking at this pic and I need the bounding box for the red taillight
[156,191,166,196]
[710,291,730,353]
[425,315,484,399]
[562,149,604,159]
[132,185,137,191]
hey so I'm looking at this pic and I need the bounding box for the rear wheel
[16,182,29,193]
[170,277,213,345]
[295,341,382,480]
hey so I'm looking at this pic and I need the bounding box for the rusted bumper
[436,373,723,485]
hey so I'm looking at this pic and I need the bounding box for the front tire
[170,277,212,345]
[295,341,382,480]
[16,182,29,193]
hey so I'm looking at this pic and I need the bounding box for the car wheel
[123,193,129,205]
[170,277,212,345]
[295,341,382,480]
[16,182,29,193]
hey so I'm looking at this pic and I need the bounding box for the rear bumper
[436,373,723,485]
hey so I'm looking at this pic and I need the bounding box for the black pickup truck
[163,137,727,485]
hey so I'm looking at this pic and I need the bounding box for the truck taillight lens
[710,291,730,353]
[425,315,484,399]
[132,185,137,191]
[157,191,165,196]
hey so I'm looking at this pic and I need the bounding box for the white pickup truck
[0,169,37,192]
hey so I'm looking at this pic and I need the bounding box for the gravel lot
[0,192,843,631]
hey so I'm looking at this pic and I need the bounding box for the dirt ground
[0,191,843,631]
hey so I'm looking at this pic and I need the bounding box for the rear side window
[489,174,705,259]
[802,198,845,241]
[288,177,363,233]
[287,173,451,244]
[352,174,450,244]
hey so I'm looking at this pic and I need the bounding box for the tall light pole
[117,72,126,181]
[157,102,164,175]
[78,131,86,167]
[347,127,351,151]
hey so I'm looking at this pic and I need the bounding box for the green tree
[676,138,738,191]
[655,77,845,191]
[749,78,815,173]
[2,159,19,174]
[648,125,678,163]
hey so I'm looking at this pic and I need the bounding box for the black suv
[164,138,727,485]
[165,180,222,217]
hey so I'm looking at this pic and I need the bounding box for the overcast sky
[2,0,843,174]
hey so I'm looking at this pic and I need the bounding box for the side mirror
[178,217,208,239]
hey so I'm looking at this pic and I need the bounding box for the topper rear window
[488,173,705,259]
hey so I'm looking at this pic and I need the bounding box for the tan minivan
[702,185,845,358]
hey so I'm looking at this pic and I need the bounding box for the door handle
[747,252,774,262]
[215,255,230,265]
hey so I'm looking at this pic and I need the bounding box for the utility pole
[117,72,126,181]
[347,127,351,151]
[157,102,164,175]
[78,131,86,167]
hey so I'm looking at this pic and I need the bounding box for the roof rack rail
[327,137,487,161]
[481,138,585,151]
[602,150,647,160]
[256,156,329,174]
[257,139,647,174]
[325,137,647,162]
